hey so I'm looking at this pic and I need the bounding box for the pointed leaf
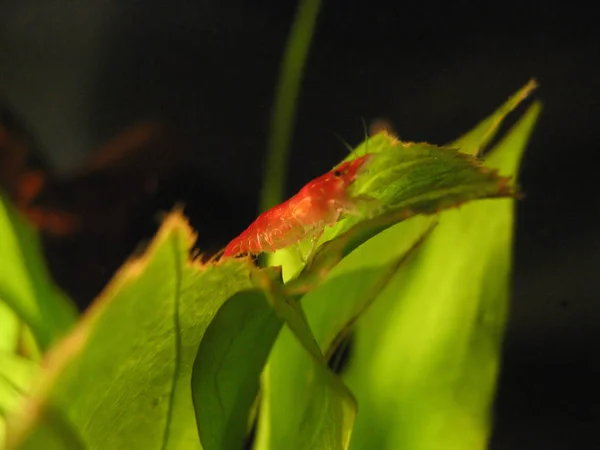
[0,301,19,352]
[0,353,38,416]
[6,405,85,450]
[5,212,256,450]
[343,101,541,450]
[449,79,538,156]
[0,192,77,350]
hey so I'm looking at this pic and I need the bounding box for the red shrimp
[223,154,373,258]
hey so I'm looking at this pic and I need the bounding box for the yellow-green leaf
[5,213,256,450]
[449,79,538,156]
[0,192,77,350]
[193,274,356,450]
[343,101,541,450]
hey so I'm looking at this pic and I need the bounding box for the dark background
[1,1,598,448]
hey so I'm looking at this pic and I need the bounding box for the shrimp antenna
[360,116,369,140]
[331,116,372,157]
[358,116,371,156]
[332,132,355,154]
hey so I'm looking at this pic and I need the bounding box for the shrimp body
[223,154,372,257]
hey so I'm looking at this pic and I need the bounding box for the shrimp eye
[333,170,342,177]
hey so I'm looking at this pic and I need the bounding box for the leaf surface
[6,213,256,450]
[0,192,77,350]
[343,101,541,450]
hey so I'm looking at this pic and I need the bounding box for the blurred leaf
[260,0,323,212]
[19,326,42,363]
[0,303,41,449]
[0,192,77,350]
[0,352,38,450]
[6,406,85,450]
[343,101,541,450]
[261,0,323,274]
[5,212,257,450]
[0,353,38,415]
[449,79,538,156]
[0,302,19,353]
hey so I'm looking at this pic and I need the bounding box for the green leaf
[237,127,518,449]
[296,215,437,356]
[0,192,78,350]
[192,290,282,450]
[0,353,38,415]
[351,142,509,208]
[253,287,357,450]
[3,79,540,450]
[449,79,538,156]
[257,327,356,450]
[5,212,256,450]
[342,101,542,450]
[284,139,513,286]
[271,136,515,281]
[247,90,534,450]
[19,326,43,363]
[6,406,85,450]
[193,272,356,450]
[0,301,19,353]
[1,353,39,450]
[0,302,39,450]
[254,217,435,450]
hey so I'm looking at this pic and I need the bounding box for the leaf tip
[526,77,539,91]
[519,78,540,102]
[497,175,516,196]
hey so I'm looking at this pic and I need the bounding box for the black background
[1,1,599,448]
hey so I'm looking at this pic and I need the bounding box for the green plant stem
[259,0,322,213]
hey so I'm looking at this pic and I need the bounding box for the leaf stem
[259,0,322,213]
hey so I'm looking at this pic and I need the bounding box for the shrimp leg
[295,245,307,264]
[302,228,324,264]
[343,194,381,219]
[292,230,322,264]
